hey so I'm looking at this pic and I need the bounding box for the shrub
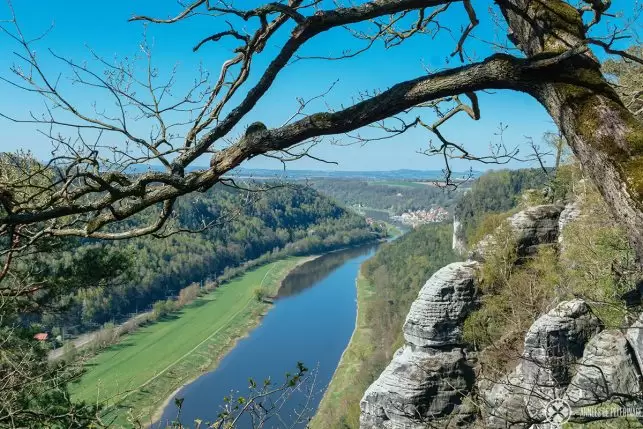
[550,162,582,201]
[478,222,519,294]
[120,317,143,336]
[559,188,639,327]
[464,229,560,375]
[254,287,270,302]
[92,322,119,350]
[519,189,549,208]
[467,211,517,251]
[61,342,78,362]
[152,299,176,319]
[178,283,200,307]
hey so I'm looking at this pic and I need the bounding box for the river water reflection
[156,244,378,428]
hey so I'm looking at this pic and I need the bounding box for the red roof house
[33,332,49,341]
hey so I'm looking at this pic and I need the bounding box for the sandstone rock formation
[470,204,564,261]
[564,330,641,407]
[482,300,603,428]
[360,262,479,429]
[359,346,473,429]
[403,262,479,348]
[452,215,467,256]
[361,202,643,429]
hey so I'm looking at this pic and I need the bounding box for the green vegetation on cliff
[464,179,640,381]
[454,169,548,245]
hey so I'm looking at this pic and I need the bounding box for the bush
[152,299,176,319]
[254,287,270,302]
[92,322,119,350]
[559,188,639,327]
[120,316,144,336]
[61,342,78,362]
[478,222,519,294]
[178,283,200,307]
[464,229,560,375]
[550,162,582,201]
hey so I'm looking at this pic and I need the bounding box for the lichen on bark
[500,0,643,257]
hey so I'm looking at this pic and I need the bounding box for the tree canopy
[0,0,641,254]
[0,2,642,425]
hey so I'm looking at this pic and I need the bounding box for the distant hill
[228,168,480,181]
[308,178,462,215]
[128,165,481,181]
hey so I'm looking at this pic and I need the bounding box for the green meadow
[70,257,306,426]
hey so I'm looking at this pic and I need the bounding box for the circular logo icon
[544,398,572,425]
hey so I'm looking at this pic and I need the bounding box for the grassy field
[310,273,378,429]
[70,257,307,427]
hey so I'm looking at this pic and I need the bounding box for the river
[156,244,378,428]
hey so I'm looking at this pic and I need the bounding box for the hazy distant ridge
[127,165,480,180]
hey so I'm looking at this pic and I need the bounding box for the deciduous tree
[0,0,640,254]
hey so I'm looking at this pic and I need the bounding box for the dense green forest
[454,169,549,245]
[42,184,381,333]
[308,179,461,214]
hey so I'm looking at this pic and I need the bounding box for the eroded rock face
[564,330,642,407]
[360,262,479,429]
[627,313,643,374]
[403,262,480,348]
[360,346,473,429]
[470,204,564,261]
[522,300,603,383]
[452,215,467,256]
[557,201,582,244]
[360,199,642,429]
[483,300,602,428]
[508,204,565,255]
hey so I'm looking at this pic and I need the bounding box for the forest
[38,184,382,334]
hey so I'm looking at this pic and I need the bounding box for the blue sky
[0,1,634,172]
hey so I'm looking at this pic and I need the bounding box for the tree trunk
[502,0,643,256]
[536,81,643,256]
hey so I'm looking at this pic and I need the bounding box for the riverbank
[311,224,457,428]
[310,227,403,428]
[155,244,379,427]
[70,256,316,427]
[309,273,378,429]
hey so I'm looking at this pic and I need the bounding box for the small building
[33,332,49,341]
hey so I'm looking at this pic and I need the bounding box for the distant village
[390,207,449,227]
